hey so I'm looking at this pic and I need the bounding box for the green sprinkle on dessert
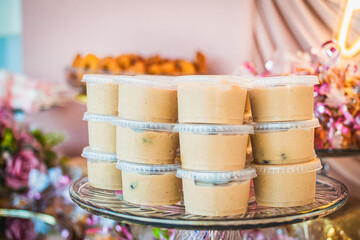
[142,137,153,144]
[281,153,286,160]
[130,182,138,190]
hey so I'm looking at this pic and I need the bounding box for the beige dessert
[87,160,122,190]
[249,76,319,122]
[245,92,251,116]
[253,158,322,207]
[175,124,253,171]
[117,161,182,206]
[177,168,256,216]
[175,75,251,124]
[83,74,118,115]
[251,119,319,165]
[84,113,116,153]
[116,75,177,123]
[82,147,122,190]
[113,119,178,164]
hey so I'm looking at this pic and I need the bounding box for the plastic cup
[174,124,253,171]
[83,112,116,153]
[249,76,319,122]
[250,118,319,165]
[112,118,179,164]
[82,74,119,115]
[116,161,182,206]
[115,75,177,123]
[82,147,122,190]
[175,75,251,124]
[176,168,257,216]
[253,158,322,207]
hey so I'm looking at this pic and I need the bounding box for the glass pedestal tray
[70,174,347,236]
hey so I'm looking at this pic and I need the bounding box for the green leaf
[152,228,161,239]
[59,156,69,166]
[31,129,64,148]
[0,128,17,153]
[43,149,58,168]
[152,228,170,240]
[162,229,170,240]
[31,129,46,146]
[44,132,64,147]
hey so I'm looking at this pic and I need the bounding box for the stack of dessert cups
[248,75,323,207]
[174,75,257,216]
[112,75,182,206]
[81,74,122,190]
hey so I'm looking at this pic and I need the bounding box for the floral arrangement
[0,106,68,194]
[0,70,73,113]
[0,106,170,239]
[239,40,360,150]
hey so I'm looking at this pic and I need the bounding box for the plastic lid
[81,147,117,162]
[82,74,118,84]
[252,118,320,133]
[176,167,257,182]
[115,75,176,89]
[174,123,253,135]
[112,118,175,131]
[251,75,319,87]
[136,74,174,80]
[253,158,322,175]
[116,160,181,174]
[174,75,252,88]
[83,112,115,123]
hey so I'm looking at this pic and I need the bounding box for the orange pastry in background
[161,61,176,74]
[116,54,131,69]
[128,54,143,65]
[67,51,208,88]
[99,57,122,73]
[147,55,162,65]
[79,54,100,71]
[195,51,207,73]
[178,60,196,74]
[128,61,146,74]
[72,54,82,67]
[148,63,162,74]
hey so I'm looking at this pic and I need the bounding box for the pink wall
[23,0,255,156]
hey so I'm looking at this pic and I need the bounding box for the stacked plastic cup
[81,147,121,190]
[174,75,257,216]
[81,74,122,190]
[113,75,182,206]
[248,75,323,207]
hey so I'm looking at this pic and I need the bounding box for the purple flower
[5,150,44,189]
[5,218,37,240]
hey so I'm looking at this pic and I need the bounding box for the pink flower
[5,150,43,189]
[5,218,36,240]
[0,106,14,128]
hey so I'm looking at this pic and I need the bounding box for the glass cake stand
[70,174,347,233]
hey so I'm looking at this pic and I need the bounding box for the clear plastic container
[250,118,319,165]
[252,158,322,207]
[116,161,182,206]
[83,112,116,153]
[115,75,178,123]
[112,118,179,165]
[176,167,257,216]
[249,75,319,122]
[81,147,122,190]
[175,75,251,124]
[174,123,253,171]
[82,74,119,115]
